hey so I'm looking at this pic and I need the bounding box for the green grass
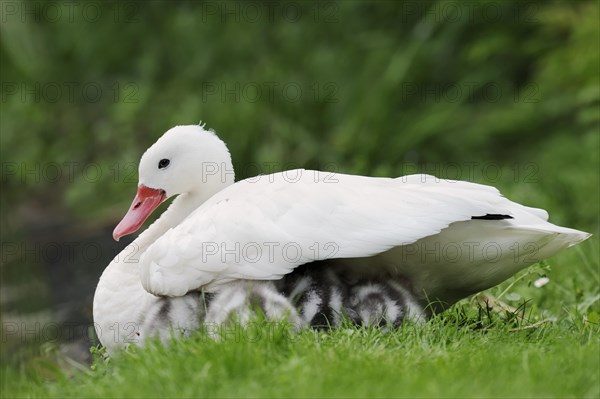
[2,239,599,399]
[3,312,599,398]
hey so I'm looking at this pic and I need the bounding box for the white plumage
[93,124,590,350]
[138,169,587,300]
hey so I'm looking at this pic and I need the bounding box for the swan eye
[158,159,170,169]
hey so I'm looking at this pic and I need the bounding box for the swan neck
[135,182,231,252]
[110,164,235,269]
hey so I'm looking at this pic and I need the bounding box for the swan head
[113,124,234,241]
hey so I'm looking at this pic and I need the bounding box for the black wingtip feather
[471,214,513,220]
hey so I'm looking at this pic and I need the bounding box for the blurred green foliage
[0,2,598,390]
[1,0,598,234]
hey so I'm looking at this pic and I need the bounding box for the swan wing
[139,172,589,297]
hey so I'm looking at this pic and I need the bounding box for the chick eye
[158,159,170,169]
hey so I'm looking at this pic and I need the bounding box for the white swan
[93,124,589,350]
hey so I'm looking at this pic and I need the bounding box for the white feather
[94,124,591,346]
[138,170,589,300]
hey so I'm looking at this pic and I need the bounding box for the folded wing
[139,172,589,297]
